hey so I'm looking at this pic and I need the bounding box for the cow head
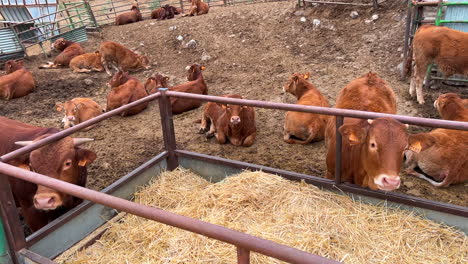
[186,64,205,81]
[144,74,170,94]
[15,137,96,210]
[283,73,311,96]
[51,38,71,51]
[138,55,150,69]
[339,118,409,191]
[4,60,24,74]
[55,100,84,129]
[434,93,467,120]
[108,71,130,88]
[221,96,248,126]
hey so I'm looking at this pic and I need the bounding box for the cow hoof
[205,132,214,138]
[198,127,206,134]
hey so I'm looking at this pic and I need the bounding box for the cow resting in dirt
[39,38,85,69]
[106,71,148,116]
[283,73,330,144]
[199,94,256,147]
[99,41,150,76]
[0,60,35,100]
[144,73,170,94]
[325,72,410,191]
[0,116,96,231]
[151,5,178,20]
[405,93,468,187]
[169,64,207,114]
[115,4,143,25]
[410,25,468,104]
[69,51,104,73]
[185,0,209,16]
[55,98,104,130]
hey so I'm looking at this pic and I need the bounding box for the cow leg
[242,132,256,147]
[215,131,227,144]
[75,68,92,73]
[199,113,209,133]
[102,58,112,76]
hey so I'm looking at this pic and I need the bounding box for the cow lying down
[55,98,104,130]
[1,60,35,100]
[39,38,84,69]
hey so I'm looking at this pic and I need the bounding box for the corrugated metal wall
[444,0,468,32]
[0,27,24,62]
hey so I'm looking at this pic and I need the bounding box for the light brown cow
[69,51,104,73]
[410,25,468,104]
[115,4,143,25]
[0,60,35,100]
[106,71,148,116]
[186,0,209,16]
[39,38,85,68]
[325,72,410,191]
[144,73,170,94]
[99,41,150,76]
[405,93,468,187]
[283,73,330,144]
[55,98,104,130]
[169,64,207,114]
[199,94,256,147]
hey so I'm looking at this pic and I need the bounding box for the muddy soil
[1,0,466,206]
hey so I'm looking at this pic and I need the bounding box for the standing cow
[1,60,35,100]
[0,116,96,231]
[325,72,410,191]
[283,73,330,144]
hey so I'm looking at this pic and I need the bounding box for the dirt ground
[1,0,466,206]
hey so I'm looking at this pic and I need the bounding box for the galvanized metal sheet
[0,6,31,22]
[50,26,88,43]
[0,28,23,53]
[444,0,468,32]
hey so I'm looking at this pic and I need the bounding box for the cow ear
[339,123,367,145]
[292,75,299,82]
[75,103,83,110]
[407,133,436,153]
[55,103,64,112]
[200,65,206,70]
[76,148,97,167]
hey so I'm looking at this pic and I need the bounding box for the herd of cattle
[0,4,466,233]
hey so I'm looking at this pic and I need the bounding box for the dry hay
[57,169,467,264]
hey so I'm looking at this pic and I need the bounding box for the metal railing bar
[9,3,85,26]
[165,91,468,130]
[0,162,340,264]
[0,92,161,163]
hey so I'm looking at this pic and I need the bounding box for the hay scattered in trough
[58,169,467,264]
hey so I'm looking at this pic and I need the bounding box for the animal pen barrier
[0,89,467,263]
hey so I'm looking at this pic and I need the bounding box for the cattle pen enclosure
[0,0,467,263]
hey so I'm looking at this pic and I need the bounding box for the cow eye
[63,159,72,169]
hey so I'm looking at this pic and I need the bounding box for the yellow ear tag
[409,141,422,153]
[201,66,206,70]
[303,74,310,80]
[78,160,87,167]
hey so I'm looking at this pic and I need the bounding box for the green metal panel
[0,219,11,264]
[49,26,87,43]
[0,28,25,63]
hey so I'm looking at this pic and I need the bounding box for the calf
[115,4,143,25]
[99,41,150,76]
[405,93,468,187]
[0,116,96,231]
[199,94,256,147]
[151,5,178,20]
[55,98,104,130]
[144,73,170,94]
[169,64,207,114]
[106,71,148,116]
[1,60,35,100]
[69,51,104,73]
[325,72,410,191]
[39,38,84,68]
[186,0,209,16]
[283,73,330,144]
[410,25,468,104]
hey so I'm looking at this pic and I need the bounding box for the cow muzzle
[33,192,62,210]
[374,174,401,191]
[230,116,241,125]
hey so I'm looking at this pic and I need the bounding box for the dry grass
[57,169,467,264]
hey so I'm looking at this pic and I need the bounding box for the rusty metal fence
[0,89,467,263]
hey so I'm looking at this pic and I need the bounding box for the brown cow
[0,60,35,100]
[169,64,207,114]
[405,93,468,187]
[115,4,143,25]
[55,98,104,130]
[199,94,256,147]
[325,72,410,191]
[69,51,104,73]
[186,0,209,16]
[106,71,148,116]
[99,41,150,76]
[410,25,468,104]
[39,38,85,69]
[0,116,96,231]
[283,73,330,144]
[144,73,170,94]
[151,5,178,20]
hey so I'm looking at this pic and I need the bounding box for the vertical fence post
[84,0,99,28]
[334,116,344,185]
[0,173,25,264]
[158,88,179,171]
[237,247,250,264]
[373,0,378,9]
[179,0,185,14]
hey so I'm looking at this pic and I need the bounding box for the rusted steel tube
[0,163,340,264]
[0,92,161,163]
[158,89,179,170]
[165,91,468,131]
[237,247,250,264]
[334,117,344,185]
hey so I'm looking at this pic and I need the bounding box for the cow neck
[294,79,315,100]
[62,40,74,49]
[440,102,468,121]
[189,68,204,82]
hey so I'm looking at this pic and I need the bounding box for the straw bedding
[58,169,467,264]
